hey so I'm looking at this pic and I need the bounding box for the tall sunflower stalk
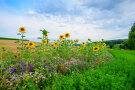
[18,27,26,51]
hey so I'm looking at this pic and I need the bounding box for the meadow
[0,27,135,90]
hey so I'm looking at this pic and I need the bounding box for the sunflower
[65,33,70,38]
[71,44,73,46]
[27,42,35,48]
[96,41,99,43]
[82,42,86,46]
[45,35,48,37]
[53,42,59,47]
[19,27,26,33]
[75,39,79,43]
[102,43,106,48]
[62,40,65,43]
[78,46,80,49]
[59,35,64,40]
[42,40,49,45]
[93,46,99,51]
[71,41,74,44]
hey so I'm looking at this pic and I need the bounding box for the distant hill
[104,39,128,45]
[0,37,29,41]
[74,39,128,46]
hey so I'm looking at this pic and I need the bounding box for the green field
[43,50,135,90]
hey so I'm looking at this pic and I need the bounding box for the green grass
[45,50,135,90]
[0,37,29,41]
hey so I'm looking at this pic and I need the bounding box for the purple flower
[94,57,98,60]
[44,66,47,68]
[2,69,6,71]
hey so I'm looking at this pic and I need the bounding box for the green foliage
[128,23,135,50]
[50,50,135,90]
[120,40,129,49]
[112,44,120,50]
[40,29,50,36]
[109,43,114,49]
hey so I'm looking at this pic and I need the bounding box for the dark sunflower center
[66,34,69,37]
[21,28,24,31]
[55,43,57,45]
[29,43,33,45]
[95,47,98,50]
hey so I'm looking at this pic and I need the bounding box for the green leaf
[22,36,26,38]
[37,37,42,39]
[17,33,21,35]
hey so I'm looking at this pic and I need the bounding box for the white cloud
[1,0,135,43]
[28,10,37,15]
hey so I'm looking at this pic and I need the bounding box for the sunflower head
[71,44,73,46]
[54,42,59,47]
[102,43,106,48]
[42,40,49,45]
[19,27,26,33]
[27,42,35,48]
[71,41,74,44]
[82,42,86,46]
[75,39,79,43]
[77,46,80,49]
[93,46,99,51]
[96,41,99,43]
[59,35,64,40]
[65,33,70,38]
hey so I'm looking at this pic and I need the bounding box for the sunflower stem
[21,33,24,51]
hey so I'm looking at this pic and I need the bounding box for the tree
[109,43,114,49]
[128,23,135,50]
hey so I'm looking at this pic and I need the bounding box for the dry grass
[0,40,40,53]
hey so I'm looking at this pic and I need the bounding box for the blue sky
[0,0,135,43]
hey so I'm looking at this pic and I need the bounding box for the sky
[0,0,135,43]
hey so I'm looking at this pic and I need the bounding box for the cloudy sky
[0,0,135,43]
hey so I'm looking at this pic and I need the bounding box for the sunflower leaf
[22,36,26,38]
[37,37,42,39]
[17,33,21,35]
